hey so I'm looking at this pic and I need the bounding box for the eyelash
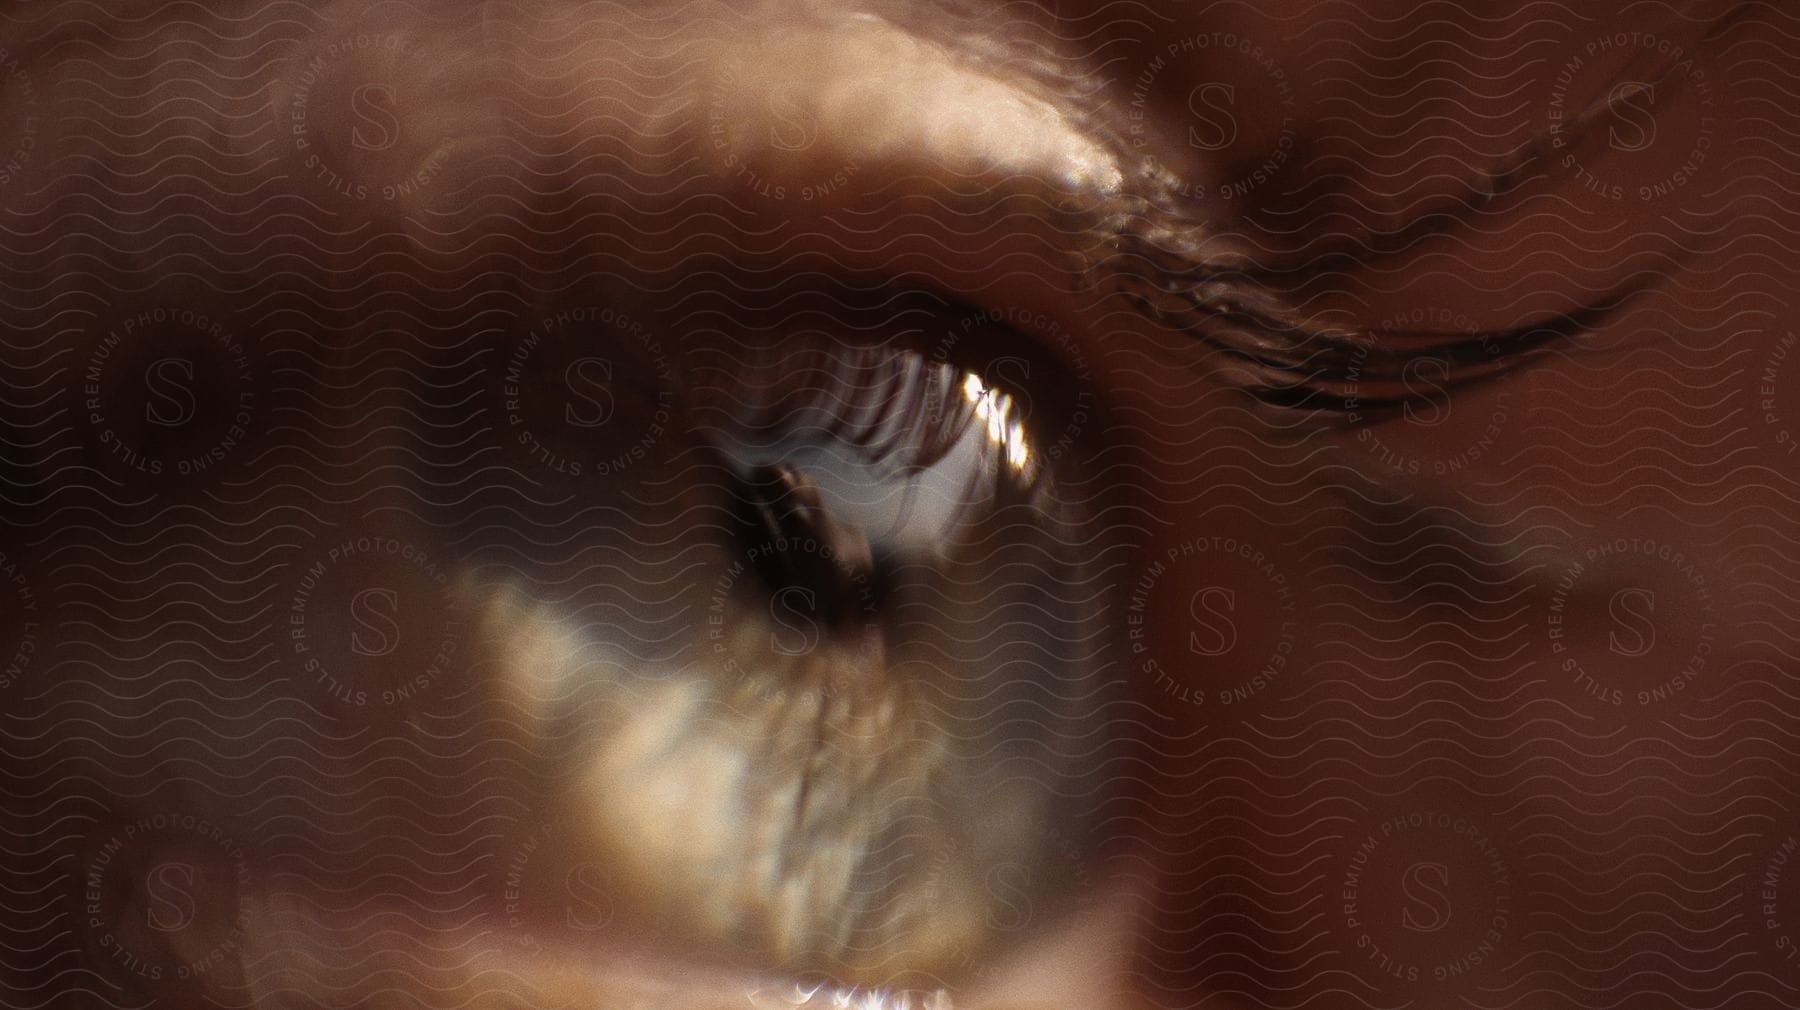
[725,345,966,469]
[688,338,1051,538]
[700,337,1025,458]
[1097,219,1665,412]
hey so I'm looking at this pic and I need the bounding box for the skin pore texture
[2,1,1794,1010]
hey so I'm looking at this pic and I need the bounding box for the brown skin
[1,0,1792,1007]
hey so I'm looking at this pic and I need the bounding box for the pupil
[729,463,884,630]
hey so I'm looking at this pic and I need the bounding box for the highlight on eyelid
[696,1,1124,196]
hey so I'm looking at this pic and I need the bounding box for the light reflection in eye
[960,370,1032,472]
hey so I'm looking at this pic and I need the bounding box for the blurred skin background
[2,0,1797,1008]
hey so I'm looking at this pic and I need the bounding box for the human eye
[30,277,1130,1005]
[473,290,1130,1004]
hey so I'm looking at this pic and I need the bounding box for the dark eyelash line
[1098,226,1669,412]
[1081,130,1678,412]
